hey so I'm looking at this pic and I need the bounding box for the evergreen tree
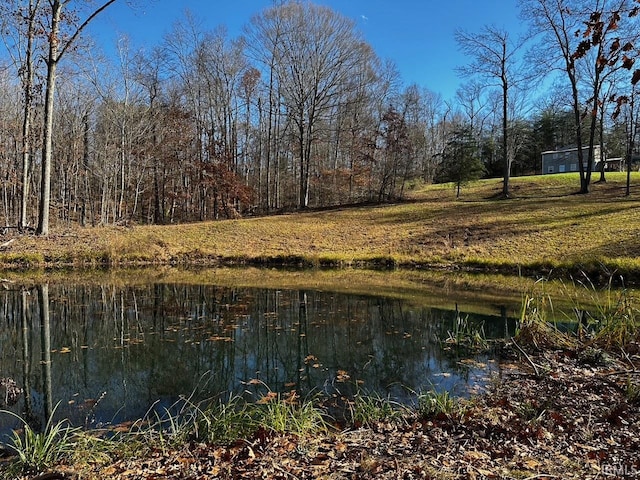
[434,127,485,198]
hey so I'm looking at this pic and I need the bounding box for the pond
[0,274,520,435]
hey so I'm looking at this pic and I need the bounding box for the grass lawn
[2,172,639,280]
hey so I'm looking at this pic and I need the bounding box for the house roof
[541,145,601,155]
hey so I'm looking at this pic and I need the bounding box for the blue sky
[90,0,524,101]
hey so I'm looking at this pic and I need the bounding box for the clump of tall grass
[127,402,191,454]
[191,395,255,445]
[516,291,577,350]
[443,313,490,353]
[578,278,639,350]
[1,404,80,474]
[254,390,328,436]
[68,430,120,468]
[346,392,407,427]
[125,393,256,450]
[417,389,460,419]
[516,275,639,352]
[128,385,328,449]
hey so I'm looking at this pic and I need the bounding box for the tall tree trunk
[35,0,118,235]
[118,122,126,220]
[570,73,588,194]
[598,104,606,183]
[297,111,305,208]
[20,0,39,231]
[584,67,602,191]
[626,93,635,197]
[299,109,314,209]
[81,112,89,227]
[265,68,275,211]
[501,69,510,197]
[626,143,632,196]
[36,1,62,236]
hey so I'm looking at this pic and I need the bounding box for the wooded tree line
[0,0,639,233]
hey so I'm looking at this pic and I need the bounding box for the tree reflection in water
[0,282,514,434]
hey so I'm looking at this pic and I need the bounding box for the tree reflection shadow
[0,281,516,434]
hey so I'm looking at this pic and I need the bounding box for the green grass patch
[347,392,408,427]
[442,313,490,353]
[190,395,255,445]
[1,404,80,475]
[254,393,328,436]
[417,389,461,419]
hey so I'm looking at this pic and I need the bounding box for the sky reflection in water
[0,282,515,434]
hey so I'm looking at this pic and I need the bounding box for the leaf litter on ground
[6,341,639,480]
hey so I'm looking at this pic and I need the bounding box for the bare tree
[244,8,287,211]
[36,0,118,236]
[0,71,22,226]
[522,0,640,193]
[623,88,640,195]
[86,38,149,225]
[412,86,445,184]
[521,0,589,191]
[573,0,640,187]
[455,25,528,197]
[0,0,44,229]
[133,46,169,223]
[454,80,491,139]
[245,1,371,208]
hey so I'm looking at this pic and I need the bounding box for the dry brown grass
[2,173,639,279]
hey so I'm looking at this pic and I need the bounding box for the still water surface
[0,280,515,434]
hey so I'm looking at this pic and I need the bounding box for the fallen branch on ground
[0,239,15,249]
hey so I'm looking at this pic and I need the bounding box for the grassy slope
[2,172,639,278]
